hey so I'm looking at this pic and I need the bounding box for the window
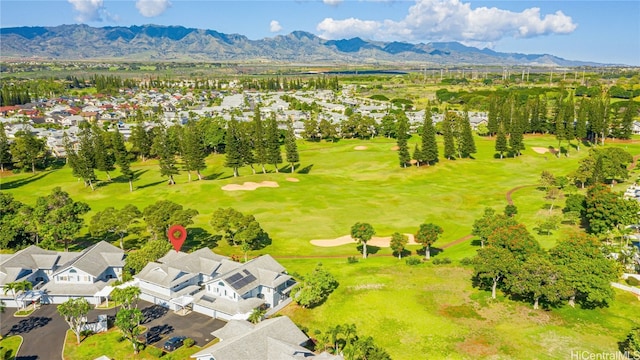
[69,269,77,273]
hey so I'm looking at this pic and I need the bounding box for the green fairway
[3,134,640,359]
[0,134,603,257]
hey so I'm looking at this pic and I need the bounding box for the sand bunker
[531,147,558,155]
[390,145,400,151]
[311,234,417,248]
[222,181,279,191]
[354,146,368,150]
[286,178,300,182]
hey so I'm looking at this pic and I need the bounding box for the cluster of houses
[1,87,490,158]
[0,241,294,319]
[0,241,344,358]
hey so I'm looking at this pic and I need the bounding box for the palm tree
[248,307,266,324]
[3,280,33,309]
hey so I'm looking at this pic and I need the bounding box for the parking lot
[137,301,226,349]
[0,300,226,359]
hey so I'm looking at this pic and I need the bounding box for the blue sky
[1,0,639,65]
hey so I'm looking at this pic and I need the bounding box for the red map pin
[167,224,187,252]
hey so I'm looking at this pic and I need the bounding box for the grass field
[0,335,21,360]
[3,134,640,359]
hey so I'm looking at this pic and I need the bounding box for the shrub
[347,256,359,264]
[145,346,163,357]
[291,264,339,308]
[459,257,473,266]
[183,338,195,348]
[405,256,422,266]
[432,257,452,265]
[626,277,640,286]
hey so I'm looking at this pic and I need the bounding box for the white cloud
[317,0,577,44]
[317,18,382,39]
[68,0,104,22]
[323,0,343,5]
[270,20,283,33]
[136,0,172,18]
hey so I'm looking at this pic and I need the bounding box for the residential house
[135,249,295,321]
[190,316,342,360]
[40,241,125,304]
[0,241,124,307]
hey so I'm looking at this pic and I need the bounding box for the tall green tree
[252,106,268,172]
[3,280,32,309]
[92,125,115,180]
[415,223,443,260]
[575,98,588,151]
[507,252,569,309]
[58,298,91,345]
[90,205,142,250]
[421,106,439,165]
[549,232,618,308]
[457,109,476,158]
[621,327,640,359]
[473,246,515,299]
[143,200,198,240]
[351,222,375,259]
[181,121,207,181]
[442,111,456,160]
[35,187,90,251]
[111,286,141,310]
[471,208,518,248]
[0,122,11,171]
[265,114,282,172]
[225,118,244,177]
[129,124,152,161]
[111,129,134,192]
[396,112,410,167]
[10,130,47,173]
[494,124,508,159]
[210,207,270,261]
[115,308,144,354]
[152,126,179,185]
[284,121,299,173]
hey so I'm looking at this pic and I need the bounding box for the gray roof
[192,316,312,360]
[54,241,124,278]
[136,248,237,288]
[41,280,112,296]
[0,246,61,284]
[195,292,264,316]
[205,254,291,296]
[158,248,232,276]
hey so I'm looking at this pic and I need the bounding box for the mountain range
[0,24,604,66]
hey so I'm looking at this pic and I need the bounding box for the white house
[135,248,295,321]
[0,241,124,307]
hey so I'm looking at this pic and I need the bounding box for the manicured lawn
[0,336,22,360]
[2,134,595,258]
[62,329,203,360]
[279,257,640,360]
[4,134,640,359]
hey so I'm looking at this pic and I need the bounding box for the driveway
[138,301,226,349]
[0,304,116,360]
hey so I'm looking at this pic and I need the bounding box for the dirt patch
[311,234,418,248]
[221,181,279,191]
[354,146,367,150]
[390,145,400,151]
[286,177,299,182]
[457,334,499,358]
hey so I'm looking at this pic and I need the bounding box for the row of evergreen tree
[486,92,636,146]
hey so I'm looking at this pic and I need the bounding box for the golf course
[3,131,640,359]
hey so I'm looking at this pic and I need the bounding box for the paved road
[1,305,116,360]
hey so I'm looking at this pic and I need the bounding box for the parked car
[163,336,186,351]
